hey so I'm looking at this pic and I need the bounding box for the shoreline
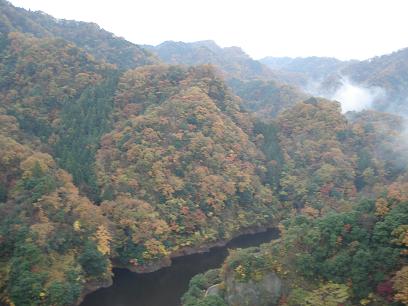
[113,222,279,273]
[77,223,279,305]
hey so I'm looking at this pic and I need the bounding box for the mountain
[145,40,309,118]
[0,27,120,305]
[0,2,286,304]
[341,48,408,113]
[228,78,308,119]
[261,50,408,115]
[0,106,112,306]
[0,1,407,306]
[144,40,275,80]
[0,29,119,200]
[0,29,286,302]
[181,100,408,306]
[277,99,407,211]
[95,65,284,269]
[0,0,157,69]
[260,56,352,88]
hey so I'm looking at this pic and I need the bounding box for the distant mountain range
[143,40,275,81]
[260,56,352,86]
[3,0,407,117]
[146,39,408,116]
[261,50,408,114]
[144,41,310,118]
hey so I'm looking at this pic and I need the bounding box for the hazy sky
[8,0,408,60]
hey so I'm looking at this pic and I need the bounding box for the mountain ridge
[144,39,276,81]
[0,0,157,69]
[261,48,408,115]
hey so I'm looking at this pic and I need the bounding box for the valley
[0,1,407,305]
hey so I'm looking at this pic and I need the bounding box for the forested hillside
[228,78,308,119]
[0,1,407,306]
[0,109,112,305]
[183,193,408,306]
[145,40,308,118]
[0,2,286,304]
[0,29,119,200]
[182,100,408,306]
[95,65,286,269]
[0,0,157,69]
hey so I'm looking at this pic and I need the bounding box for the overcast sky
[8,0,408,60]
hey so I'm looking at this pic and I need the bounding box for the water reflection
[81,228,278,306]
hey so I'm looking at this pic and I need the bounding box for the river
[80,227,279,306]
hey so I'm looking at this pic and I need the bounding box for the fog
[331,78,385,113]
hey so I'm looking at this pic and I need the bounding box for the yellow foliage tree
[95,225,111,255]
[393,266,408,305]
[375,197,390,217]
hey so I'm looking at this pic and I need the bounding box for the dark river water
[81,227,279,306]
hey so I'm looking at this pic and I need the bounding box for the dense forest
[144,40,311,118]
[0,1,407,305]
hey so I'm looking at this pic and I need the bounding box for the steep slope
[181,100,408,306]
[276,98,356,212]
[276,98,407,212]
[0,4,288,303]
[0,31,112,126]
[95,65,283,270]
[0,112,112,306]
[0,0,157,69]
[1,2,407,306]
[0,30,118,200]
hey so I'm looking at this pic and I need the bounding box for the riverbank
[113,223,280,274]
[80,226,279,306]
